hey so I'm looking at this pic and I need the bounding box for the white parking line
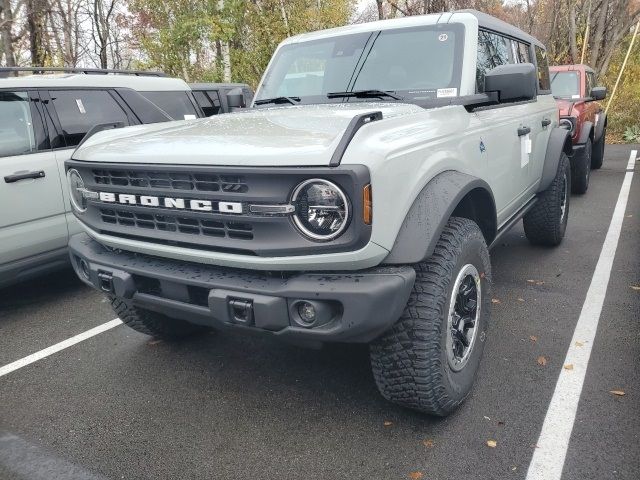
[0,318,122,378]
[526,149,637,480]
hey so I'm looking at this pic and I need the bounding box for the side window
[0,91,37,157]
[50,90,130,147]
[512,40,531,63]
[476,30,511,92]
[535,46,551,91]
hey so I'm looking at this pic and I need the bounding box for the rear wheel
[591,126,606,169]
[524,153,571,246]
[110,296,209,340]
[370,217,491,416]
[571,138,591,194]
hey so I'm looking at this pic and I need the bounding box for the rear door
[0,90,68,267]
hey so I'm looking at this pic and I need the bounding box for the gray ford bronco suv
[66,10,573,415]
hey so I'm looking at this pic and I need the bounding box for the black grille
[99,208,253,240]
[92,169,248,193]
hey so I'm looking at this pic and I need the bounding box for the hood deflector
[329,111,383,166]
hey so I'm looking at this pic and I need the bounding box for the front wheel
[370,217,491,416]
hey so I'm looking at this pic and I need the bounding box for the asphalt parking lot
[1,144,638,480]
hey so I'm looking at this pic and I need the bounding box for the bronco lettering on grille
[97,192,243,214]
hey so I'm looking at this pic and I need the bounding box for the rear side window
[512,40,531,63]
[476,30,512,92]
[535,46,551,91]
[50,90,130,147]
[140,91,199,120]
[0,91,37,157]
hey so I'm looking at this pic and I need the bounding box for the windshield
[140,91,200,120]
[255,24,465,105]
[551,71,580,98]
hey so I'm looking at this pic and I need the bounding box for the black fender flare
[538,127,573,193]
[594,111,607,143]
[578,120,594,145]
[383,171,496,265]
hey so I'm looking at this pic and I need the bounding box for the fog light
[78,258,90,280]
[298,302,316,325]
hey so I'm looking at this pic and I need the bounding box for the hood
[73,103,423,167]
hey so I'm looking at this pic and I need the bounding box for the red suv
[550,64,607,194]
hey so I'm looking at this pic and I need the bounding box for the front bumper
[69,234,415,344]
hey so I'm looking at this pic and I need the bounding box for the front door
[0,90,68,267]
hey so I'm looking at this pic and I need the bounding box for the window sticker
[438,33,448,42]
[521,133,532,167]
[184,114,196,120]
[437,88,457,98]
[75,98,86,114]
[571,94,580,99]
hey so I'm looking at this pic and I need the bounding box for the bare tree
[0,0,18,67]
[91,0,116,68]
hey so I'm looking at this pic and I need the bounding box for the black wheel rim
[446,264,481,371]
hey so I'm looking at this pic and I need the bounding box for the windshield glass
[255,24,465,105]
[550,71,580,98]
[140,91,200,120]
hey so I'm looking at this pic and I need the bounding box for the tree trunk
[0,0,17,68]
[27,0,46,66]
[589,0,608,67]
[568,0,577,63]
[376,0,384,20]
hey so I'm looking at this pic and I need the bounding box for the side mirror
[226,88,246,110]
[484,63,537,103]
[590,86,607,101]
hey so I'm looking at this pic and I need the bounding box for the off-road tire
[571,138,591,194]
[110,296,209,340]
[370,217,491,416]
[591,126,606,169]
[523,153,571,246]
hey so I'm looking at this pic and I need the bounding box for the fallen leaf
[511,466,517,471]
[530,335,538,342]
[147,339,162,346]
[627,214,633,218]
[518,298,525,302]
[497,421,505,426]
[422,439,435,448]
[575,341,584,347]
[609,390,626,396]
[408,472,423,480]
[383,420,393,427]
[537,356,547,366]
[492,298,501,304]
[486,440,497,448]
[564,364,574,370]
[631,285,640,291]
[483,415,491,421]
[527,279,545,286]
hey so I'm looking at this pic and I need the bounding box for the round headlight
[559,118,575,134]
[67,168,87,212]
[292,179,350,241]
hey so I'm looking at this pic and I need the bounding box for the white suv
[0,68,202,288]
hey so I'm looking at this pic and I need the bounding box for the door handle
[542,118,551,127]
[517,126,531,137]
[4,170,46,183]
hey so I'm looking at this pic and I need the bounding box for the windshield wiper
[254,96,301,106]
[327,90,404,101]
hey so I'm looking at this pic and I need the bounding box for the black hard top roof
[457,9,545,49]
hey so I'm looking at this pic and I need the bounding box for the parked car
[550,64,607,193]
[189,83,254,115]
[0,67,204,288]
[66,10,572,416]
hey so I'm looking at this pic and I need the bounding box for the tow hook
[97,271,114,293]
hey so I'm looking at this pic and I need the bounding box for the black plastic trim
[329,111,382,166]
[76,122,125,149]
[489,196,537,249]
